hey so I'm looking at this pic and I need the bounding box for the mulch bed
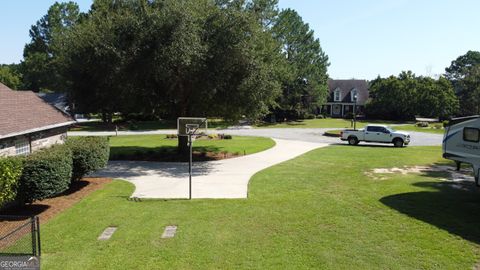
[0,178,111,226]
[0,178,111,252]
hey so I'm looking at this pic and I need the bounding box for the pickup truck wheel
[348,136,359,145]
[393,138,404,148]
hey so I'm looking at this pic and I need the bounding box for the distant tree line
[1,0,330,122]
[366,50,480,120]
[366,71,459,120]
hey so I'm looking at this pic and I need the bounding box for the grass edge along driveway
[108,135,276,160]
[41,146,480,269]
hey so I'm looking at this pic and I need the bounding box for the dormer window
[351,88,358,102]
[334,89,341,102]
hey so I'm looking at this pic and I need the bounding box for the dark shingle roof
[37,92,69,114]
[327,79,369,105]
[0,83,74,139]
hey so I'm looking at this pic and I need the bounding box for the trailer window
[463,127,480,142]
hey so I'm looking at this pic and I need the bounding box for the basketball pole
[183,118,207,201]
[188,133,192,200]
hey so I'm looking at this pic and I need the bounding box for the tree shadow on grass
[332,143,396,148]
[109,145,232,162]
[93,159,216,179]
[380,172,480,244]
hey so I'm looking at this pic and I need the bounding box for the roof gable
[327,79,369,104]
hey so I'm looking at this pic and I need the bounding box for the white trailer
[443,115,480,185]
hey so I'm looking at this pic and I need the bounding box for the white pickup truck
[340,125,410,147]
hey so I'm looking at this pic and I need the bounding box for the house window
[463,127,480,143]
[334,89,341,102]
[15,139,30,156]
[351,89,358,102]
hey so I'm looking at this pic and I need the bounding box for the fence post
[31,216,36,256]
[35,216,41,256]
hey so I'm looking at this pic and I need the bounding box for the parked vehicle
[340,125,410,147]
[443,115,480,186]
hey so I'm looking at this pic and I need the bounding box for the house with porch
[323,79,369,118]
[0,83,75,157]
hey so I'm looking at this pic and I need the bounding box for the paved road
[70,127,443,146]
[93,139,326,199]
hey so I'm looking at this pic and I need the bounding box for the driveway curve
[93,139,327,199]
[69,128,443,146]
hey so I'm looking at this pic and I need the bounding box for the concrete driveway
[93,139,327,199]
[79,126,443,199]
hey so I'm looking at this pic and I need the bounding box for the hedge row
[18,144,73,203]
[0,136,109,206]
[0,157,23,206]
[67,137,110,181]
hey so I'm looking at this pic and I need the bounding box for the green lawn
[256,118,407,129]
[40,145,480,269]
[109,135,276,159]
[394,124,446,134]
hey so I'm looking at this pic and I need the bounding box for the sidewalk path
[93,139,327,199]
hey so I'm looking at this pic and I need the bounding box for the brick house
[0,83,75,157]
[322,79,369,118]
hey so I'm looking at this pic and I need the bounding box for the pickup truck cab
[340,125,410,147]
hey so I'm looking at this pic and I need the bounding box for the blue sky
[0,0,479,80]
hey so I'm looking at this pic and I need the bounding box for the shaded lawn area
[39,145,480,269]
[256,118,408,129]
[109,135,276,161]
[70,119,235,131]
[394,124,445,134]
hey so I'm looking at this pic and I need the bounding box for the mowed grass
[39,145,480,269]
[109,135,276,158]
[395,124,446,134]
[256,118,407,129]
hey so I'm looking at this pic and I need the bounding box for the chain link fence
[0,216,40,257]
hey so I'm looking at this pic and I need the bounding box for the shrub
[128,121,139,130]
[416,122,429,127]
[223,135,232,140]
[434,124,443,129]
[443,120,450,128]
[67,137,110,181]
[344,112,354,119]
[208,134,219,139]
[18,144,73,203]
[0,157,23,207]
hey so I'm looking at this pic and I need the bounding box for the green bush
[223,135,233,140]
[416,122,429,127]
[18,144,73,203]
[344,112,354,119]
[434,124,443,129]
[0,157,23,207]
[443,120,450,128]
[67,137,110,181]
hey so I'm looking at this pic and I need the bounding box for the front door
[332,104,341,116]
